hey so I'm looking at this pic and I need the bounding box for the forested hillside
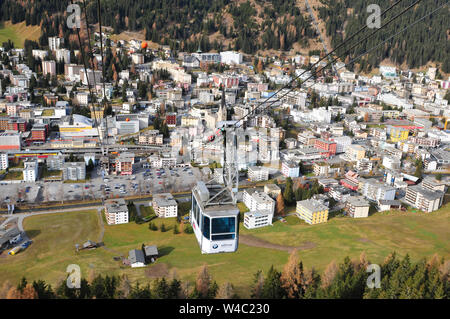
[0,0,317,54]
[1,0,449,71]
[317,0,450,73]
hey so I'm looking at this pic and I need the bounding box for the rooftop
[297,199,328,213]
[346,196,370,207]
[408,185,444,200]
[153,193,177,207]
[105,198,128,214]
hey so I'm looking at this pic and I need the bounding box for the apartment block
[264,184,281,199]
[104,198,129,225]
[356,158,373,172]
[345,144,366,161]
[244,211,273,229]
[139,130,163,145]
[248,166,269,182]
[23,159,38,182]
[281,161,300,178]
[359,178,396,202]
[421,177,446,192]
[404,185,444,213]
[243,189,275,215]
[0,153,8,170]
[62,162,86,181]
[296,199,329,225]
[388,126,409,142]
[115,152,134,175]
[345,196,370,218]
[152,193,178,218]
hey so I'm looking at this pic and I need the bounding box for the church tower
[218,84,227,123]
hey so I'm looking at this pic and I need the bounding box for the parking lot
[0,162,202,205]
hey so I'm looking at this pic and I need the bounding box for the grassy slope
[0,204,448,297]
[0,210,102,287]
[0,21,41,48]
[240,205,450,273]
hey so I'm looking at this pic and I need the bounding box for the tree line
[1,252,447,299]
[318,0,450,73]
[0,0,316,54]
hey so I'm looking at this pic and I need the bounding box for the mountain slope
[1,0,449,72]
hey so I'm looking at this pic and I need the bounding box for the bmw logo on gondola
[212,244,218,249]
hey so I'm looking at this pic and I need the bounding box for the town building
[281,160,300,178]
[42,60,56,76]
[243,189,276,215]
[248,166,269,182]
[152,193,178,218]
[314,139,337,158]
[62,162,86,181]
[23,158,38,182]
[244,211,273,229]
[296,199,329,225]
[0,153,8,170]
[264,184,281,199]
[404,185,444,213]
[115,152,134,175]
[340,170,360,191]
[139,130,163,145]
[359,178,396,202]
[104,198,129,225]
[345,196,370,218]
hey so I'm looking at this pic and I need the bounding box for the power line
[96,0,110,154]
[69,0,103,149]
[234,0,424,127]
[80,0,105,151]
[301,1,449,93]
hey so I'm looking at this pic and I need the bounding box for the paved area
[0,161,198,205]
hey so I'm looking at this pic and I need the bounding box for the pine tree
[168,278,182,299]
[250,270,264,298]
[195,265,212,299]
[321,260,338,289]
[280,249,307,299]
[283,178,294,205]
[262,266,285,299]
[154,278,170,299]
[117,275,131,299]
[216,282,236,299]
[275,193,285,216]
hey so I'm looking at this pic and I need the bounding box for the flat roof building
[296,199,329,225]
[404,185,444,213]
[104,198,129,225]
[152,193,178,218]
[345,196,370,218]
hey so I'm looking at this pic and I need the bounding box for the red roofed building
[8,117,27,132]
[340,170,360,191]
[314,139,337,158]
[165,113,176,127]
[31,124,48,142]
